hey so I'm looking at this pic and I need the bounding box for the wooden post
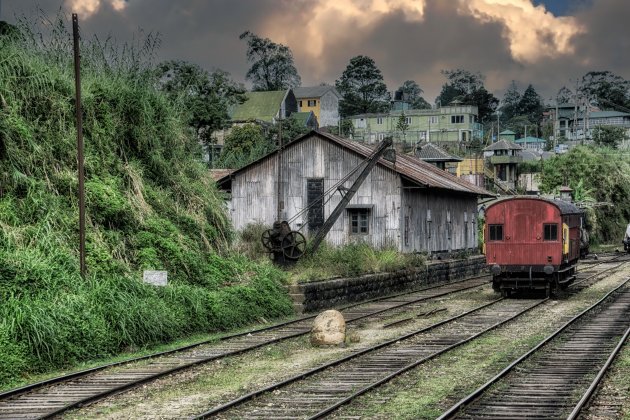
[73,14,86,278]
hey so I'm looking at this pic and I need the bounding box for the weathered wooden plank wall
[228,134,479,253]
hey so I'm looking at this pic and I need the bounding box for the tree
[435,69,498,123]
[395,80,431,109]
[396,112,409,140]
[500,81,522,121]
[239,31,301,91]
[268,117,310,146]
[155,60,246,145]
[556,86,573,104]
[518,84,544,124]
[592,125,626,148]
[579,71,630,111]
[216,124,274,169]
[335,55,390,117]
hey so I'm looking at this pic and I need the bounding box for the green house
[349,105,483,146]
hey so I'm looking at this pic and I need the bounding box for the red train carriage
[484,197,586,297]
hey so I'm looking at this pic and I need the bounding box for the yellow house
[456,158,485,176]
[294,86,341,128]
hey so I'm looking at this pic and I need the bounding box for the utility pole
[573,79,579,142]
[276,118,284,221]
[73,14,86,278]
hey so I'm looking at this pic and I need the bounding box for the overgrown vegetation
[538,146,630,243]
[289,242,427,283]
[0,18,292,387]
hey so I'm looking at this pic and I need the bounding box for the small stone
[310,309,346,346]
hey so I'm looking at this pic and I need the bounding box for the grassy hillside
[0,22,292,386]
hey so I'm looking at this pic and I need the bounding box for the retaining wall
[288,255,487,314]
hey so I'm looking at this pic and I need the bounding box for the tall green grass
[0,18,292,387]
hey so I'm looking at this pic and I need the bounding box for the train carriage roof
[486,196,584,215]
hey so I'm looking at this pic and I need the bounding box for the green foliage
[579,70,630,111]
[396,112,409,138]
[592,125,626,148]
[395,80,431,109]
[538,146,630,242]
[0,20,293,386]
[290,242,426,283]
[239,31,301,91]
[436,69,499,123]
[215,124,274,169]
[336,55,390,117]
[155,60,246,146]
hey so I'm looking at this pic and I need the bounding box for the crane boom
[308,137,393,255]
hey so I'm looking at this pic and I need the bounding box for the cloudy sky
[2,0,628,103]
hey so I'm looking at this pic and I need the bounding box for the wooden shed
[216,131,494,254]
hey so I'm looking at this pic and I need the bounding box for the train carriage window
[489,224,503,241]
[544,223,558,241]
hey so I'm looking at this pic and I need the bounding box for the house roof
[499,130,515,135]
[484,139,522,151]
[588,110,630,118]
[217,130,494,197]
[515,136,546,144]
[209,169,234,181]
[290,111,316,126]
[230,90,288,123]
[415,143,463,162]
[294,86,341,99]
[518,150,541,161]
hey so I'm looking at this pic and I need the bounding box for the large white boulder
[310,309,346,346]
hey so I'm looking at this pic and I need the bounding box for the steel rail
[0,274,488,401]
[436,276,630,420]
[566,322,630,420]
[191,255,629,419]
[0,276,491,419]
[191,297,513,419]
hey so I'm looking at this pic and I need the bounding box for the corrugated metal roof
[294,86,340,99]
[415,143,463,162]
[515,136,546,144]
[217,130,494,197]
[484,139,522,151]
[487,196,583,215]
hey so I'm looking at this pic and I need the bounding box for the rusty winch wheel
[281,231,306,260]
[261,229,275,251]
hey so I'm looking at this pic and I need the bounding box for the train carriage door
[562,222,569,258]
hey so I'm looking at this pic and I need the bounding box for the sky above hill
[1,0,626,103]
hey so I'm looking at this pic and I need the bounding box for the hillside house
[211,89,298,148]
[294,86,341,128]
[216,131,493,255]
[349,105,483,147]
[544,103,630,143]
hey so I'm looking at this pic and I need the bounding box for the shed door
[307,179,324,233]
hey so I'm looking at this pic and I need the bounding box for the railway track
[0,275,490,419]
[438,277,630,420]
[1,256,625,419]
[191,258,629,419]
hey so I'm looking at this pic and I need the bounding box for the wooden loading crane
[261,137,394,263]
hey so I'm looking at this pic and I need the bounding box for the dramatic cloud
[65,0,127,17]
[459,0,584,62]
[2,0,628,103]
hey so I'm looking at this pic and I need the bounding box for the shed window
[348,208,370,234]
[489,224,503,241]
[544,224,558,241]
